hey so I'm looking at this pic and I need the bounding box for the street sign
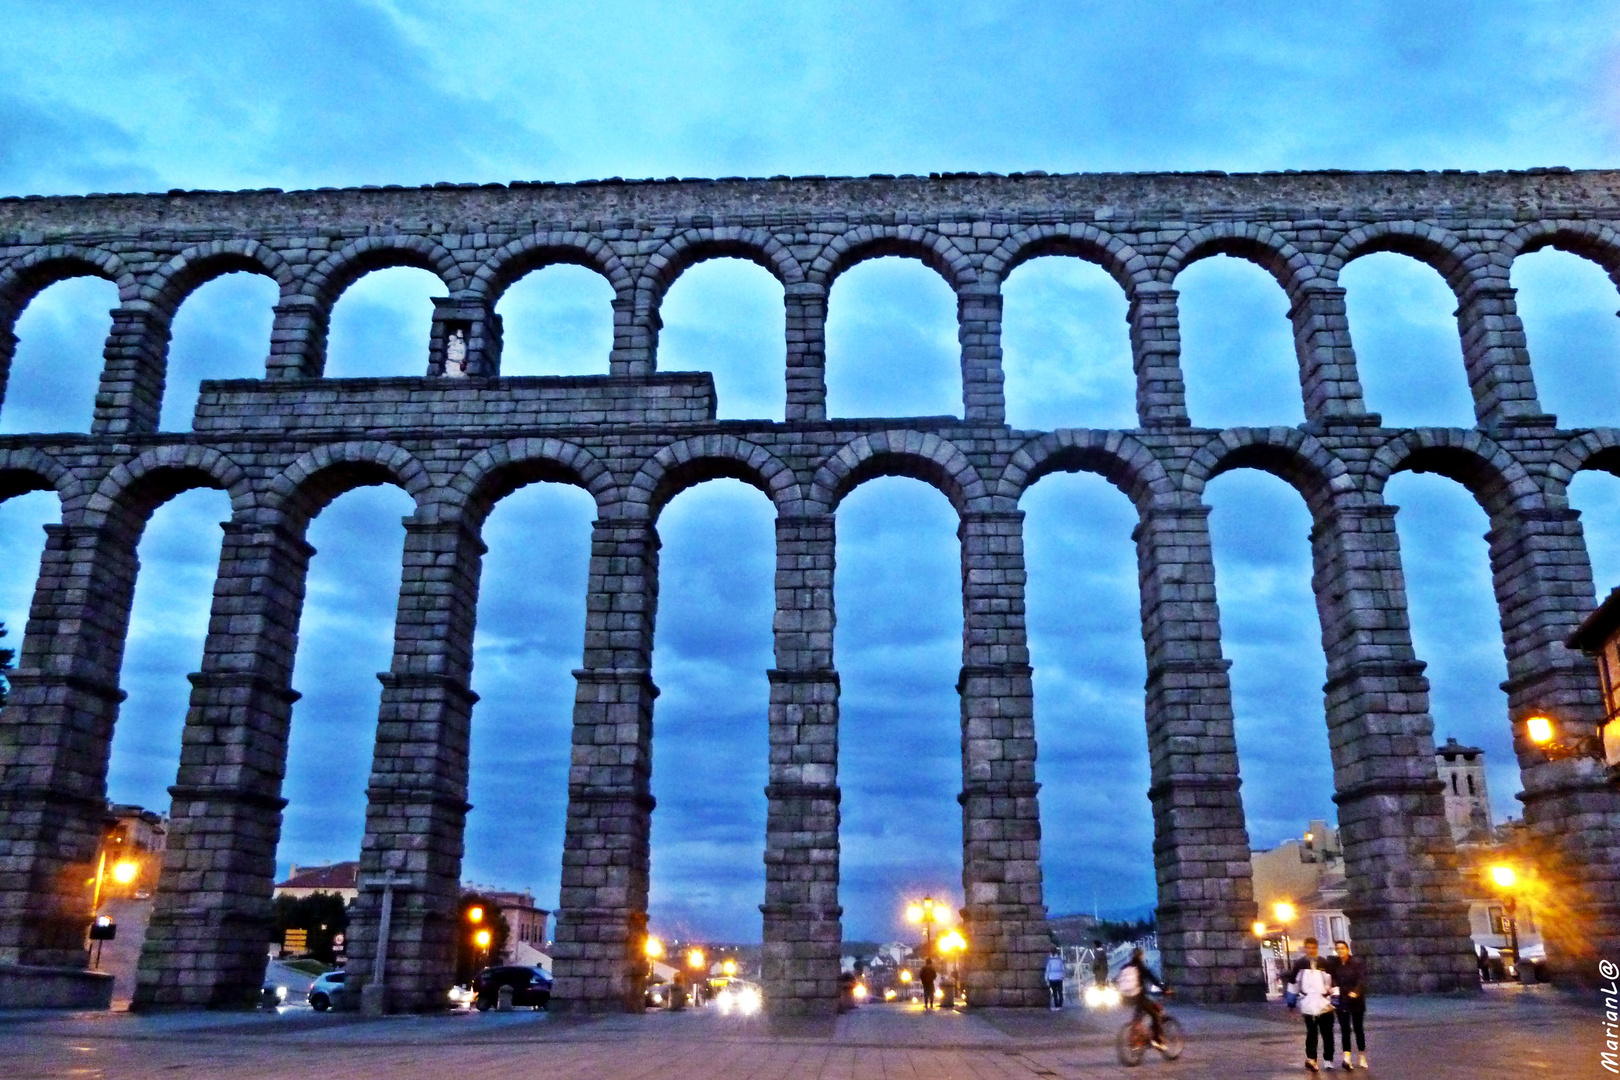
[284,928,308,952]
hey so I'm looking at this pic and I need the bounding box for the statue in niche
[445,328,469,377]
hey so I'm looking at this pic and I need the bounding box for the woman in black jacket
[1331,940,1368,1070]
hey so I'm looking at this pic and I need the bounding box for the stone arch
[0,447,81,512]
[636,227,805,312]
[1324,221,1480,296]
[470,231,635,308]
[1183,428,1349,519]
[1546,430,1620,500]
[808,430,988,516]
[1368,429,1542,524]
[437,436,621,527]
[300,234,469,311]
[983,224,1149,296]
[84,445,253,530]
[809,225,974,293]
[266,440,433,532]
[1163,222,1323,303]
[628,434,806,519]
[142,240,295,323]
[1502,220,1620,289]
[0,245,135,319]
[997,429,1171,511]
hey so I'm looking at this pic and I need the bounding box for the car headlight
[275,985,287,1001]
[650,992,663,1005]
[739,988,761,1015]
[1104,987,1120,1007]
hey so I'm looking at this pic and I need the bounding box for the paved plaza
[0,986,1600,1080]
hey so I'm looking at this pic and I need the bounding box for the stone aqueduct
[0,169,1617,1014]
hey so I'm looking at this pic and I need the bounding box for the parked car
[473,965,552,1010]
[307,970,348,1012]
[644,976,671,1009]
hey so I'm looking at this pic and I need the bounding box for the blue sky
[2,2,1620,944]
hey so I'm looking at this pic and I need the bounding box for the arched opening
[836,476,964,948]
[1511,249,1620,428]
[160,273,278,431]
[647,479,774,944]
[0,489,59,666]
[1002,258,1135,430]
[825,259,961,420]
[107,488,231,810]
[325,267,442,378]
[1385,472,1521,817]
[1,276,118,434]
[462,481,595,946]
[1570,470,1620,600]
[658,259,786,422]
[277,485,414,882]
[1341,252,1473,428]
[1021,471,1153,923]
[1177,256,1302,428]
[495,264,615,377]
[1205,469,1334,849]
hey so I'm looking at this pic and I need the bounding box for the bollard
[497,984,514,1011]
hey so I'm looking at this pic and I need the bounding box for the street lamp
[721,958,737,978]
[906,896,949,954]
[644,936,664,960]
[1489,864,1525,982]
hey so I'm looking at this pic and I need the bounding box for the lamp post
[1489,865,1526,983]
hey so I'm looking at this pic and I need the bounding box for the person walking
[919,959,938,1010]
[1477,944,1492,983]
[1332,940,1368,1070]
[1287,938,1337,1072]
[1044,948,1066,1009]
[1092,941,1110,989]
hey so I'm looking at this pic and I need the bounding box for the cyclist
[1115,947,1167,1048]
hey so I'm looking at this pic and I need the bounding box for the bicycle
[1115,991,1184,1066]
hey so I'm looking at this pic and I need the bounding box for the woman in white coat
[1288,937,1338,1071]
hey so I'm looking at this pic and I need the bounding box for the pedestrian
[1092,940,1109,989]
[1477,944,1491,983]
[1332,940,1368,1071]
[1044,947,1065,1009]
[1287,937,1337,1073]
[919,959,938,1010]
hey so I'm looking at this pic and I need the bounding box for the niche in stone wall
[325,267,442,378]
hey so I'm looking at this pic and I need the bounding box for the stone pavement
[0,988,1600,1080]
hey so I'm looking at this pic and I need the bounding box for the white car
[307,970,349,1011]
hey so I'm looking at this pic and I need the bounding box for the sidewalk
[0,989,1600,1080]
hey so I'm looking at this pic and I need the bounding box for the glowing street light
[474,928,492,949]
[644,936,664,960]
[1490,864,1518,889]
[721,957,737,977]
[1488,864,1526,982]
[467,905,485,924]
[1272,902,1296,924]
[1252,920,1268,938]
[938,930,967,955]
[687,949,706,971]
[111,860,139,886]
[1525,716,1555,745]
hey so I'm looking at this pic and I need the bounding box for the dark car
[473,965,552,1011]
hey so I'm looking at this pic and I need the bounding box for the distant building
[463,885,550,967]
[98,804,167,900]
[1044,912,1103,948]
[273,862,360,904]
[1250,820,1350,996]
[1436,737,1493,844]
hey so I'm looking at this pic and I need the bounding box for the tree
[0,622,14,709]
